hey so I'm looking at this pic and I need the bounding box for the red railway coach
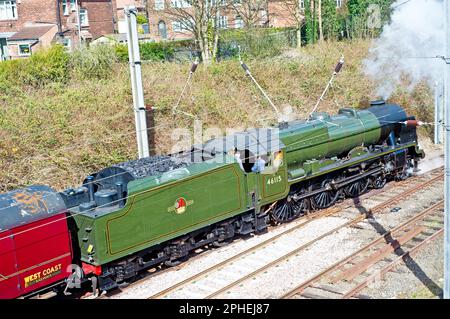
[0,186,73,299]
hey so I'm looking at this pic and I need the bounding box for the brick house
[116,0,147,34]
[145,0,301,42]
[145,1,347,41]
[0,0,118,60]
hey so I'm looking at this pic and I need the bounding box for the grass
[0,39,435,192]
[398,286,442,299]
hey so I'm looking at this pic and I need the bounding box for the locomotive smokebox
[366,101,408,142]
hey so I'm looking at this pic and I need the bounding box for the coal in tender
[114,155,189,179]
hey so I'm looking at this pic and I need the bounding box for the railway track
[93,169,438,299]
[144,170,443,299]
[282,200,444,299]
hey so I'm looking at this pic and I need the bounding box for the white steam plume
[363,0,445,99]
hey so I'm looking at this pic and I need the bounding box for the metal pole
[75,0,82,45]
[444,0,450,300]
[125,6,150,159]
[435,81,441,144]
[442,81,445,144]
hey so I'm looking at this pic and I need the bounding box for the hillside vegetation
[0,40,434,192]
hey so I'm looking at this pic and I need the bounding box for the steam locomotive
[0,100,424,298]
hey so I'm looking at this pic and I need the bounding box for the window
[261,9,268,23]
[172,19,191,32]
[158,20,167,39]
[336,0,343,8]
[218,15,228,29]
[79,8,88,26]
[171,0,191,8]
[300,0,305,9]
[172,21,182,32]
[62,37,72,51]
[18,43,31,56]
[155,0,165,10]
[62,0,76,16]
[235,15,243,29]
[0,0,17,20]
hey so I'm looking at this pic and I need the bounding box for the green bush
[218,28,291,60]
[70,44,118,80]
[136,14,148,25]
[115,42,175,62]
[0,45,69,88]
[115,44,129,62]
[140,42,174,61]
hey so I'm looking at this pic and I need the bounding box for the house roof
[8,25,55,42]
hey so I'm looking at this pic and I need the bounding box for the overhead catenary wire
[392,0,413,9]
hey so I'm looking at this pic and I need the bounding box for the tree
[346,0,394,39]
[162,0,230,63]
[300,0,394,44]
[304,0,318,44]
[318,0,323,41]
[229,0,268,28]
[279,0,306,48]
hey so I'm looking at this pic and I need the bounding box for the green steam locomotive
[58,100,424,291]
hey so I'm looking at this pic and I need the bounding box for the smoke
[363,0,445,99]
[416,154,444,175]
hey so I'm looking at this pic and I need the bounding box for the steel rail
[81,171,435,300]
[282,200,444,299]
[148,174,439,299]
[202,177,443,299]
[94,174,416,299]
[343,229,444,299]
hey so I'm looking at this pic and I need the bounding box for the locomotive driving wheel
[371,174,387,189]
[271,188,307,224]
[344,177,370,198]
[311,179,339,209]
[396,159,414,181]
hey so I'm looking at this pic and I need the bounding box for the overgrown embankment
[0,40,435,191]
